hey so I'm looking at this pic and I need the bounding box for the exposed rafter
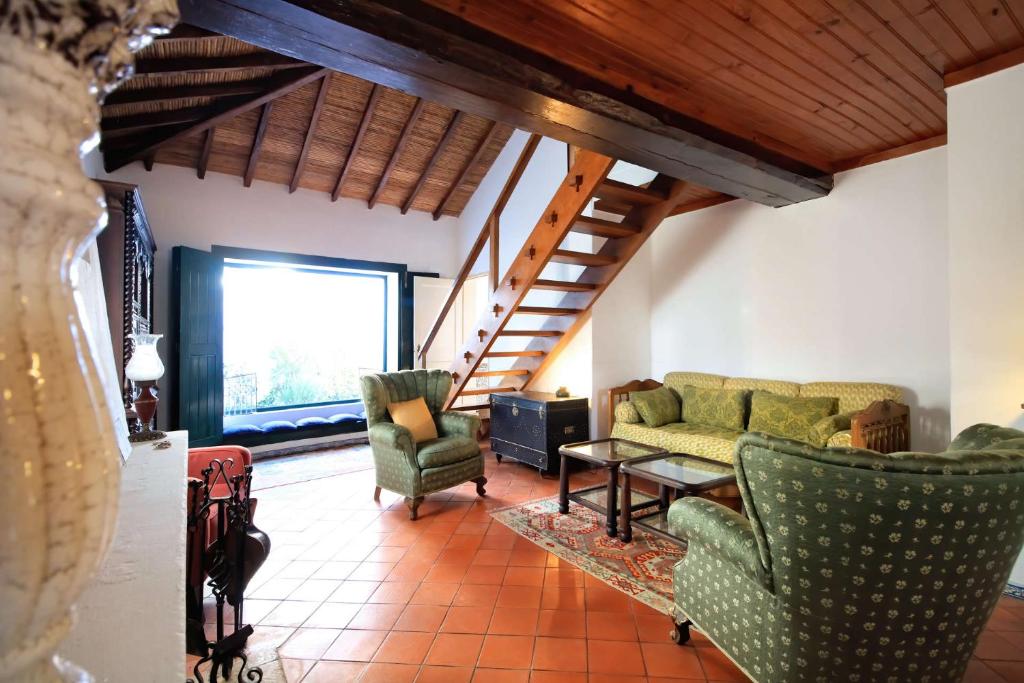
[103,65,326,172]
[244,102,274,187]
[402,110,464,214]
[368,98,425,209]
[134,52,306,75]
[332,84,381,202]
[433,121,500,220]
[290,73,330,193]
[103,80,270,106]
[197,127,214,179]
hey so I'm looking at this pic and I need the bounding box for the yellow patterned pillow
[388,396,438,443]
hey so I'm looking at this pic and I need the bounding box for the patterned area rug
[491,495,685,615]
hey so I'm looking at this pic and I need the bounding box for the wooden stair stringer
[500,174,692,392]
[445,150,616,407]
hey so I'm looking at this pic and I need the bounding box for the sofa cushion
[328,413,362,424]
[261,420,297,433]
[723,377,800,397]
[416,436,480,469]
[224,424,263,437]
[747,391,837,444]
[664,371,726,396]
[682,385,749,431]
[611,421,742,464]
[389,396,438,443]
[295,416,330,428]
[631,386,680,428]
[799,381,901,413]
[614,401,642,424]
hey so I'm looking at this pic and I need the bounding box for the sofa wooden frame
[607,379,911,453]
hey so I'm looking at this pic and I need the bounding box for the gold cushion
[388,396,438,443]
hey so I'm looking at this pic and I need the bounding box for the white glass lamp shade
[125,333,165,382]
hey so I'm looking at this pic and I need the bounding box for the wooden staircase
[431,148,690,411]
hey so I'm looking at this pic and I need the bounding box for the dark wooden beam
[178,0,832,206]
[332,84,381,202]
[102,102,240,136]
[368,97,424,209]
[401,110,464,214]
[103,66,326,172]
[143,154,155,172]
[244,102,273,187]
[432,121,500,219]
[290,74,330,193]
[198,128,215,179]
[133,52,307,76]
[157,24,219,42]
[104,79,270,106]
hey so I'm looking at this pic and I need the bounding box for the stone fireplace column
[0,3,177,681]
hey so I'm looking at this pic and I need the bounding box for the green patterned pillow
[614,401,642,424]
[681,385,749,431]
[630,387,680,428]
[748,391,837,443]
[807,411,856,448]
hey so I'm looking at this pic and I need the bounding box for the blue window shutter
[171,246,223,446]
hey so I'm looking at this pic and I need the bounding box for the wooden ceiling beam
[290,73,330,193]
[156,24,219,42]
[368,97,425,209]
[244,102,273,187]
[198,128,214,179]
[101,102,241,135]
[104,80,271,106]
[178,0,832,206]
[332,84,381,202]
[134,52,307,76]
[401,110,465,214]
[432,120,500,220]
[103,65,327,172]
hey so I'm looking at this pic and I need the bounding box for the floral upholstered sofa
[609,372,907,464]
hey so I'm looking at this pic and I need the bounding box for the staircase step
[592,198,633,215]
[473,369,531,377]
[594,179,666,206]
[461,386,517,396]
[484,350,546,357]
[532,279,598,292]
[451,403,491,411]
[515,306,582,316]
[498,329,564,337]
[571,215,640,239]
[551,249,617,267]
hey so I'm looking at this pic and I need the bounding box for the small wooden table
[619,453,737,543]
[557,438,668,538]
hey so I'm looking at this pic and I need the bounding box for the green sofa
[668,425,1024,683]
[610,372,905,463]
[360,369,486,519]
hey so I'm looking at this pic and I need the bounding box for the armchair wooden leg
[472,476,487,497]
[373,486,382,501]
[670,619,692,645]
[405,496,424,520]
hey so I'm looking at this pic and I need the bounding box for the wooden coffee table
[619,453,736,543]
[557,438,668,538]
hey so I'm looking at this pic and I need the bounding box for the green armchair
[668,425,1024,683]
[360,369,486,519]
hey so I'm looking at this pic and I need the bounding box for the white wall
[646,148,951,452]
[947,63,1024,586]
[83,151,461,423]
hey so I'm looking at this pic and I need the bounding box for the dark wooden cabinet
[490,391,590,475]
[94,180,156,422]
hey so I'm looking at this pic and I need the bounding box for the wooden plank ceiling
[99,29,515,218]
[421,0,1024,171]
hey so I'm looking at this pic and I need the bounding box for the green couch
[360,369,486,519]
[668,425,1024,683]
[610,372,904,463]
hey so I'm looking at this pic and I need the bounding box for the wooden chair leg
[405,496,423,520]
[472,476,487,497]
[373,486,381,501]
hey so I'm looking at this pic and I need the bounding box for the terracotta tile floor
[192,444,1024,682]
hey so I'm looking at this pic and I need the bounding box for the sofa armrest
[808,411,857,448]
[369,422,418,469]
[850,400,910,453]
[438,411,481,440]
[668,497,771,589]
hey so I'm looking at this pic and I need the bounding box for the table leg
[659,483,670,509]
[558,453,570,514]
[619,471,632,543]
[606,464,619,537]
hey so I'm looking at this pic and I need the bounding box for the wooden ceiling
[422,0,1024,172]
[99,29,515,218]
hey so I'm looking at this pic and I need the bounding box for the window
[221,254,401,413]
